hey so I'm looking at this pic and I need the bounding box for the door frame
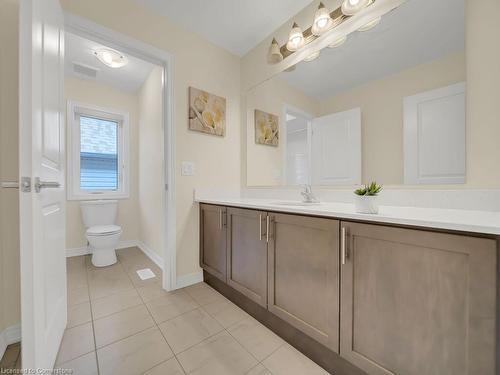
[64,13,177,290]
[281,104,314,186]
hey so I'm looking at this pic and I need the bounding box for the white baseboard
[65,239,201,291]
[136,241,163,270]
[0,324,21,360]
[66,240,141,258]
[176,271,203,289]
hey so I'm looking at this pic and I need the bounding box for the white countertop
[195,196,500,236]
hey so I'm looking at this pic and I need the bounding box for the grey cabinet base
[203,271,368,375]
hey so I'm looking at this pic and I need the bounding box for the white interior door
[311,108,361,185]
[19,0,66,369]
[403,82,466,184]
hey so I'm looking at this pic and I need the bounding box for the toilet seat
[86,224,122,237]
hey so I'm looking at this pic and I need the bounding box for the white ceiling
[65,32,155,92]
[134,0,313,56]
[282,0,465,100]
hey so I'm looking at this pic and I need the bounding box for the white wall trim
[66,239,139,258]
[176,271,204,289]
[136,241,164,270]
[64,12,177,291]
[0,324,22,360]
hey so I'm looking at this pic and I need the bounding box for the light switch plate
[181,161,196,176]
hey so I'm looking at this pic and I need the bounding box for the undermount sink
[272,201,322,206]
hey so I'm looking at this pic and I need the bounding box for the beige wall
[318,52,465,185]
[0,0,21,332]
[60,0,242,278]
[64,77,140,249]
[246,77,319,186]
[138,67,164,256]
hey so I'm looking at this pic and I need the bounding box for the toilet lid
[86,225,122,236]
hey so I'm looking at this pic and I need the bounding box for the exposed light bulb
[358,16,381,31]
[286,22,305,52]
[267,38,283,64]
[94,48,128,68]
[312,2,334,36]
[341,0,370,16]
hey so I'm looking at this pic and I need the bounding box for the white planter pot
[354,195,379,214]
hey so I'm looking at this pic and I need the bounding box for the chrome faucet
[301,185,319,203]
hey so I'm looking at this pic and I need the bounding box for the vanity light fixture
[267,38,284,64]
[358,16,381,31]
[311,2,334,36]
[93,48,128,68]
[328,35,347,48]
[286,22,305,52]
[304,50,321,62]
[341,0,371,16]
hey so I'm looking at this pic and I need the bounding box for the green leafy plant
[354,181,382,196]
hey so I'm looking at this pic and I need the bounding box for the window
[68,101,129,200]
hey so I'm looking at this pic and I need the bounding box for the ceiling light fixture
[286,22,305,52]
[311,2,334,36]
[267,38,283,64]
[328,35,347,48]
[341,0,371,16]
[358,16,381,31]
[304,50,320,62]
[93,48,128,68]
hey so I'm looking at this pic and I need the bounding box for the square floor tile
[183,283,226,306]
[146,290,199,324]
[97,327,173,375]
[137,283,173,303]
[228,317,284,361]
[203,299,249,328]
[68,286,89,307]
[176,331,257,375]
[159,308,223,354]
[143,357,185,375]
[94,304,155,348]
[91,288,143,320]
[56,323,95,364]
[56,351,98,375]
[246,364,273,375]
[67,301,92,328]
[67,270,88,291]
[88,266,134,300]
[262,344,329,375]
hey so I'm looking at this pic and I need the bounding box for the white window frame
[67,100,130,200]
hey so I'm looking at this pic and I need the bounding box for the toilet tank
[80,200,118,228]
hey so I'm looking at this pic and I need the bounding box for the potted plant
[354,182,382,214]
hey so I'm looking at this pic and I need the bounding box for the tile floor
[0,342,21,370]
[58,247,330,375]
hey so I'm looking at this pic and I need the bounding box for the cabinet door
[226,207,268,307]
[268,213,340,352]
[340,221,496,375]
[200,204,227,282]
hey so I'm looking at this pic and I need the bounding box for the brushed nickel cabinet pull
[219,208,223,230]
[266,215,270,243]
[341,226,347,265]
[259,214,263,240]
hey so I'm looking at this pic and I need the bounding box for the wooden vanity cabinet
[199,203,227,282]
[267,213,340,353]
[226,207,268,307]
[339,221,497,375]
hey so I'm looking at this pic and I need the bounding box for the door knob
[34,177,61,193]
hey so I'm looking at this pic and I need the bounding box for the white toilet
[80,200,122,267]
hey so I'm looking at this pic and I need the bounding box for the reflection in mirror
[246,0,465,187]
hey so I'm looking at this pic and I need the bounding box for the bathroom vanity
[198,199,498,375]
